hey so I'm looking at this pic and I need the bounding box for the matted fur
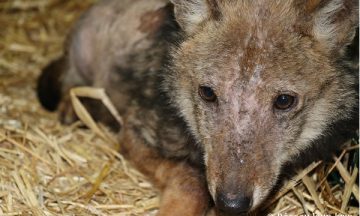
[37,0,358,215]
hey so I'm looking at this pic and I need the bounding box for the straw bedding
[0,0,358,215]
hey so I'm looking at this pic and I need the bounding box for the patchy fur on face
[165,0,358,210]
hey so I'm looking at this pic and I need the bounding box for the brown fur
[167,0,358,210]
[37,0,358,215]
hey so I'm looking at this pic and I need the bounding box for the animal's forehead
[195,34,294,86]
[191,14,301,79]
[184,0,330,90]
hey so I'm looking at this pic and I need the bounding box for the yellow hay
[0,0,358,215]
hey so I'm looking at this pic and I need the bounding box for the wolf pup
[38,0,358,215]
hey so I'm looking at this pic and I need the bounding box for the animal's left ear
[307,0,358,54]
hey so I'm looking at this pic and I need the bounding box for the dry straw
[0,0,358,215]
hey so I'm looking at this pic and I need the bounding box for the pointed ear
[170,0,220,34]
[308,0,358,53]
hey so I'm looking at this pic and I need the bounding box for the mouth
[215,208,251,216]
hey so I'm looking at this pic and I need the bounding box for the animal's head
[166,0,358,214]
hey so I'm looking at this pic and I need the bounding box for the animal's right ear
[170,0,221,35]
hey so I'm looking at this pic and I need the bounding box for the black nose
[216,192,252,215]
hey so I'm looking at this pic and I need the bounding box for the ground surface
[0,0,358,215]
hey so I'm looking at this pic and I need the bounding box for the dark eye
[199,86,217,102]
[274,94,296,110]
